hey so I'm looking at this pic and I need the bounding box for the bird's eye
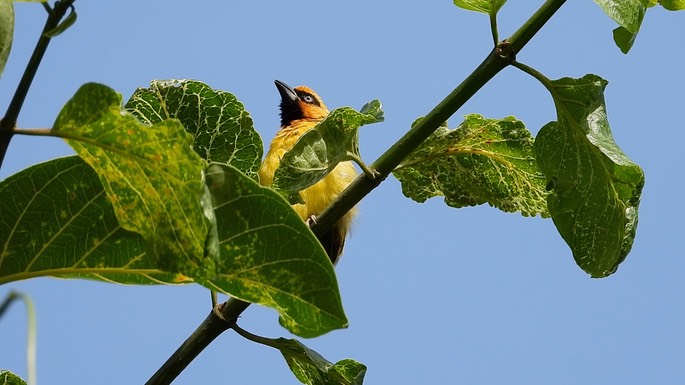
[302,95,315,103]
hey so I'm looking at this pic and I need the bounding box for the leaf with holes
[125,79,263,180]
[394,114,548,217]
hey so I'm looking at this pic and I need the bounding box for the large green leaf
[51,83,214,278]
[205,164,347,337]
[125,79,263,180]
[272,100,383,195]
[0,156,190,285]
[453,0,506,14]
[535,74,644,278]
[394,114,548,217]
[0,0,13,77]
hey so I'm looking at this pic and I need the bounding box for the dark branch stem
[144,298,250,385]
[0,0,76,170]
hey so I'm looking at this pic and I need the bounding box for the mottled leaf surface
[125,79,262,180]
[205,164,347,337]
[272,100,383,194]
[394,114,548,217]
[0,156,191,285]
[0,370,27,385]
[453,0,506,14]
[535,74,644,278]
[52,83,213,278]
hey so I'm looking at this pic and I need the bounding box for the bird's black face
[275,80,302,127]
[275,80,326,127]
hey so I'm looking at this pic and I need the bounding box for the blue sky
[1,1,683,384]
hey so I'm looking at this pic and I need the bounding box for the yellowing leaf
[394,114,548,217]
[52,83,214,278]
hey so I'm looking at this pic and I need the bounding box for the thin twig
[0,0,76,169]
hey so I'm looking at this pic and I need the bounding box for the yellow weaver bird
[259,80,357,263]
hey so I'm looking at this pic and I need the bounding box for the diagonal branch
[310,0,567,238]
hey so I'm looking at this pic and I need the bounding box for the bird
[259,80,357,264]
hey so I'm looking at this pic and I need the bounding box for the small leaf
[42,6,77,37]
[394,114,548,217]
[453,0,507,14]
[52,83,214,279]
[125,79,263,180]
[0,0,13,77]
[612,26,638,54]
[594,0,646,52]
[0,156,191,286]
[274,338,366,385]
[205,164,347,338]
[535,74,645,278]
[272,100,383,194]
[659,0,685,10]
[0,370,27,385]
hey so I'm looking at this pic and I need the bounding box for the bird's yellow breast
[259,119,357,229]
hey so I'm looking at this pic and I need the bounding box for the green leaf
[0,156,192,286]
[272,100,383,194]
[52,83,214,279]
[393,114,548,217]
[205,164,347,338]
[0,0,13,77]
[277,339,366,385]
[42,6,77,38]
[534,74,645,278]
[0,370,27,385]
[453,0,506,14]
[594,0,645,32]
[612,26,638,54]
[659,0,685,10]
[125,79,263,180]
[594,0,646,52]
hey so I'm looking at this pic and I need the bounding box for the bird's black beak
[275,80,298,104]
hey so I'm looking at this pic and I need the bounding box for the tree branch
[310,0,567,237]
[0,0,76,169]
[145,298,250,385]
